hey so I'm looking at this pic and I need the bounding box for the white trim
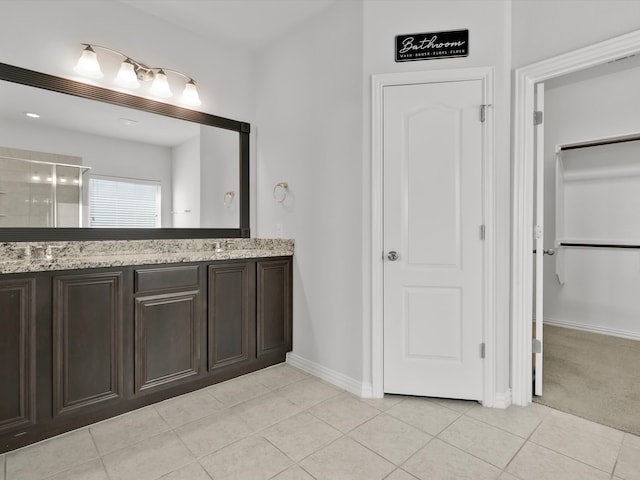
[286,352,372,397]
[511,29,640,406]
[544,317,640,342]
[370,67,497,405]
[493,389,512,409]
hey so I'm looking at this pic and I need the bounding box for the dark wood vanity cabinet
[257,258,292,357]
[0,277,36,436]
[0,256,293,453]
[52,271,124,417]
[133,265,201,394]
[208,262,254,370]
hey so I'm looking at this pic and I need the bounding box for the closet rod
[560,135,640,151]
[560,242,640,249]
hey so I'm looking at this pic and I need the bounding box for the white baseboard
[544,317,640,342]
[492,389,512,409]
[286,352,372,397]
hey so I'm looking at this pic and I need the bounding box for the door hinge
[480,342,486,359]
[480,225,486,240]
[533,225,542,240]
[532,338,542,354]
[480,104,492,123]
[534,110,543,125]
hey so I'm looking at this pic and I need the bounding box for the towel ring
[224,191,235,208]
[273,182,288,203]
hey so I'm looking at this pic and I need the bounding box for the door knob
[532,248,556,256]
[387,251,399,261]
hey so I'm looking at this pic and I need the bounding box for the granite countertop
[0,238,294,274]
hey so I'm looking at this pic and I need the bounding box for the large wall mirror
[0,63,250,241]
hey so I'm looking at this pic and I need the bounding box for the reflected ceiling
[0,81,199,147]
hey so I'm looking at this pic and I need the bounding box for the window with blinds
[89,175,161,228]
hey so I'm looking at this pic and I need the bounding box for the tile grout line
[258,435,311,480]
[501,403,556,476]
[164,409,202,475]
[391,433,439,474]
[438,411,546,471]
[524,440,619,476]
[382,467,420,480]
[190,387,336,480]
[526,409,624,475]
[259,392,396,474]
[176,387,318,463]
[609,433,626,480]
[433,426,515,473]
[87,429,111,480]
[7,365,634,480]
[379,397,465,438]
[461,403,552,439]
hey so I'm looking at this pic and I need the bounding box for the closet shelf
[560,242,640,249]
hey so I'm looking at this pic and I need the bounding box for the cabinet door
[208,262,254,370]
[52,272,123,417]
[257,258,292,357]
[134,291,200,393]
[0,278,36,435]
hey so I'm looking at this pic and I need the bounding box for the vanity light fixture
[74,44,201,106]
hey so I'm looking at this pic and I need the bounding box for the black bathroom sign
[395,30,468,62]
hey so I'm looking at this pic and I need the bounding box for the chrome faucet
[45,245,63,261]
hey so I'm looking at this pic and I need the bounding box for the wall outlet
[276,223,283,238]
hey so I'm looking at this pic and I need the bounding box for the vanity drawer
[134,265,200,294]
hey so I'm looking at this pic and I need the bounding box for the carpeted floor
[534,324,640,436]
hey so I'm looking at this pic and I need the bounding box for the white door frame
[371,67,496,405]
[511,30,640,406]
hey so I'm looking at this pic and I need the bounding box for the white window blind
[89,175,161,228]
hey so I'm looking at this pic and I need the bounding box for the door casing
[511,29,640,406]
[371,67,496,405]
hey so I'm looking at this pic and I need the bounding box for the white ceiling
[120,0,339,50]
[0,1,338,149]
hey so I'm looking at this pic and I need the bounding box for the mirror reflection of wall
[171,126,239,229]
[0,147,84,227]
[201,126,239,229]
[0,79,241,230]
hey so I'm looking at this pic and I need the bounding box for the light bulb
[150,69,172,97]
[74,45,103,79]
[115,60,140,89]
[181,80,201,106]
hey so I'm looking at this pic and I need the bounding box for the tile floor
[1,363,639,480]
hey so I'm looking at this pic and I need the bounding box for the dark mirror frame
[0,62,250,241]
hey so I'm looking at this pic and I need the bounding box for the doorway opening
[532,61,640,433]
[512,30,640,409]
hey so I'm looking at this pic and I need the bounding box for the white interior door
[534,82,545,396]
[382,79,485,401]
